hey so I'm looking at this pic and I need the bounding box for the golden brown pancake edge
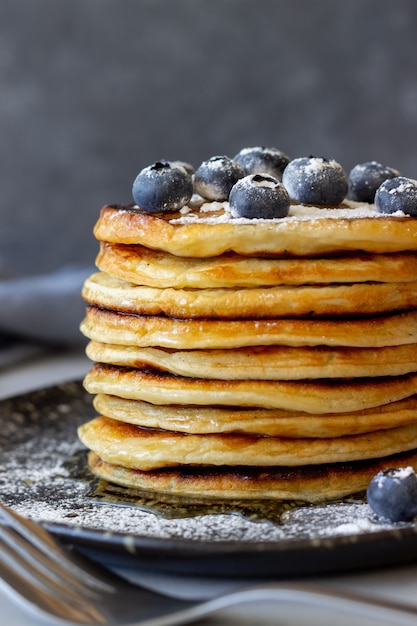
[87,448,417,503]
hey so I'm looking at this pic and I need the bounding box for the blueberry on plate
[348,161,400,203]
[375,176,417,216]
[229,174,290,219]
[132,161,193,213]
[366,467,417,523]
[282,156,348,206]
[194,156,244,201]
[233,146,290,180]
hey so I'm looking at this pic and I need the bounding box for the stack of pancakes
[78,200,417,503]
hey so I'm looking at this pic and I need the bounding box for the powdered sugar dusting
[170,199,407,225]
[303,157,337,174]
[375,466,415,488]
[389,180,417,194]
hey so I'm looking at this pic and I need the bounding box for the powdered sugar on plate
[0,380,412,549]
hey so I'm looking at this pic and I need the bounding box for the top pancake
[94,203,417,258]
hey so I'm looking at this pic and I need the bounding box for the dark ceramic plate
[1,381,417,579]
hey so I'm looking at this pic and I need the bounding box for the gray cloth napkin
[0,266,93,349]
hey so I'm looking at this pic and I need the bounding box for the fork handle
[177,582,417,626]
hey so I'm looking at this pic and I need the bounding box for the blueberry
[282,156,348,206]
[132,161,193,213]
[375,176,417,216]
[229,174,290,219]
[348,161,400,203]
[170,160,195,175]
[366,467,417,523]
[233,146,290,180]
[194,156,244,201]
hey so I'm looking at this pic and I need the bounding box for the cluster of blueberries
[132,146,417,218]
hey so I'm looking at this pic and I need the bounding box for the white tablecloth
[2,350,417,625]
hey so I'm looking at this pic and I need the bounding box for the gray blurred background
[1,0,417,277]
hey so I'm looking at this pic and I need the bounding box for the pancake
[82,272,417,319]
[93,394,417,438]
[87,449,417,503]
[78,416,417,470]
[81,306,417,349]
[94,204,417,257]
[83,364,417,414]
[86,340,417,380]
[96,242,417,288]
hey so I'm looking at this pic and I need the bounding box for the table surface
[2,348,417,626]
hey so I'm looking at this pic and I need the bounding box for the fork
[2,503,417,626]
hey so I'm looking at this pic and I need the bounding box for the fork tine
[0,505,111,625]
[0,523,101,601]
[0,546,108,625]
[0,503,113,593]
